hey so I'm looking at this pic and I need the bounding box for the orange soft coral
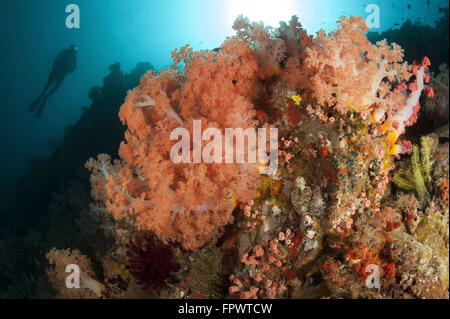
[46,248,104,299]
[85,14,431,251]
[302,16,434,156]
[87,37,265,250]
[304,16,411,116]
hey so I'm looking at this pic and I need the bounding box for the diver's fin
[35,101,46,118]
[28,97,41,113]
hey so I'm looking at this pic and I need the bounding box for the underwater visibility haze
[0,0,448,301]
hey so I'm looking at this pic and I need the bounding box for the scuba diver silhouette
[28,44,78,117]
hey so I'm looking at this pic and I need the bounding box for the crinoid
[393,136,434,200]
[126,234,180,290]
[185,246,230,298]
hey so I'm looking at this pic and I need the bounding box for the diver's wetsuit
[28,45,77,117]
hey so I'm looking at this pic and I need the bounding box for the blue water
[0,0,447,211]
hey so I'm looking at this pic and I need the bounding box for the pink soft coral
[304,16,411,115]
[85,14,433,251]
[87,38,265,250]
[303,16,433,155]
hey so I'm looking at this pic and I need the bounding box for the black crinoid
[126,233,180,290]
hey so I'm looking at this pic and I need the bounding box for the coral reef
[229,240,290,299]
[77,14,448,299]
[3,12,447,300]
